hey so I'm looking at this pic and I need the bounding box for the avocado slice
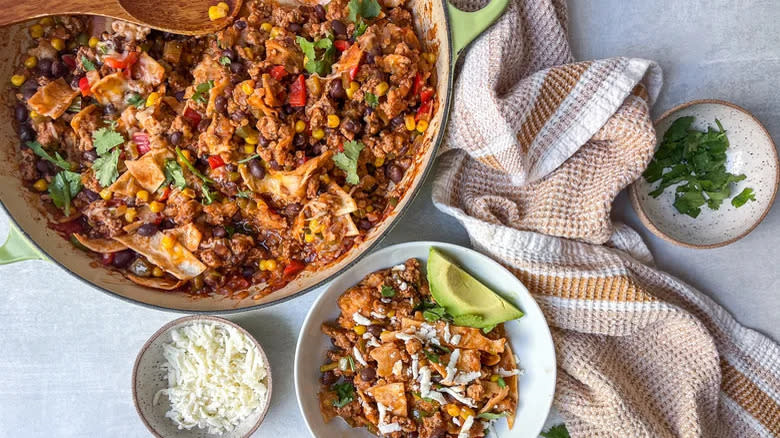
[426,247,523,329]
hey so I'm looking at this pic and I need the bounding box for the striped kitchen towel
[435,0,779,436]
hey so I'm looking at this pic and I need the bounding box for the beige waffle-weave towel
[434,0,780,436]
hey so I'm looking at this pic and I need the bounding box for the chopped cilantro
[81,56,96,71]
[423,350,440,364]
[200,182,216,205]
[643,116,754,218]
[331,382,355,408]
[347,355,356,371]
[731,187,756,207]
[191,80,215,104]
[296,36,336,76]
[332,140,364,185]
[541,424,571,438]
[163,160,187,189]
[219,56,232,66]
[477,412,508,420]
[26,141,71,170]
[380,285,396,297]
[422,305,446,322]
[49,170,82,216]
[237,154,260,164]
[67,98,82,113]
[103,119,118,130]
[236,191,253,198]
[365,92,378,108]
[92,127,125,156]
[354,19,368,38]
[496,376,506,388]
[175,147,214,184]
[125,93,145,108]
[92,148,120,187]
[348,0,381,23]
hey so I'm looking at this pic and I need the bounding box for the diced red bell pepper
[157,186,172,201]
[420,87,434,104]
[183,107,202,127]
[270,65,288,81]
[132,132,151,155]
[105,51,139,70]
[288,74,307,107]
[349,64,360,81]
[78,77,91,96]
[62,54,76,69]
[334,40,350,52]
[100,252,115,265]
[413,72,423,96]
[283,259,306,277]
[415,100,432,122]
[208,155,225,169]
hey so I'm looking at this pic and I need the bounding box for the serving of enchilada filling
[319,259,520,438]
[10,0,437,296]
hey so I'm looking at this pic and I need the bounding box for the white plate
[294,241,556,438]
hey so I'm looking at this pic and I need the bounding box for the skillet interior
[0,1,453,312]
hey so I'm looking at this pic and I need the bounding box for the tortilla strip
[164,223,202,252]
[367,382,408,417]
[479,381,509,415]
[125,152,166,192]
[398,319,506,355]
[73,233,128,253]
[108,171,144,197]
[27,78,79,119]
[126,274,184,290]
[90,72,129,107]
[133,52,165,86]
[113,232,206,280]
[500,344,519,428]
[239,151,333,203]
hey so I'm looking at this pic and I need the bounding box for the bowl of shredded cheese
[133,316,272,437]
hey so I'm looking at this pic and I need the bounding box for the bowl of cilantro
[631,99,779,248]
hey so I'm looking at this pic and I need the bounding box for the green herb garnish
[331,382,355,408]
[219,56,232,66]
[354,19,368,37]
[422,305,447,322]
[496,376,506,388]
[643,116,754,218]
[731,187,756,207]
[477,412,508,420]
[175,147,214,184]
[27,141,71,170]
[296,36,336,76]
[125,93,145,108]
[236,191,253,198]
[49,170,83,216]
[92,127,125,156]
[67,98,82,113]
[541,424,571,438]
[92,148,120,187]
[237,154,260,164]
[332,140,364,185]
[423,350,440,364]
[191,80,215,104]
[380,285,396,297]
[163,159,187,189]
[348,0,381,23]
[81,56,96,71]
[365,92,378,108]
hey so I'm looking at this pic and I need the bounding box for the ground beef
[163,190,201,225]
[82,200,125,237]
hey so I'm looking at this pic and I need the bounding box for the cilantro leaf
[423,350,440,364]
[175,147,215,184]
[27,141,71,170]
[163,159,187,189]
[219,56,232,66]
[496,376,506,388]
[541,424,571,438]
[191,80,214,104]
[348,0,381,23]
[92,127,125,156]
[49,170,82,216]
[331,382,355,408]
[332,140,364,185]
[200,184,216,205]
[125,93,145,108]
[296,36,336,76]
[422,305,447,322]
[92,148,120,187]
[732,187,755,207]
[477,412,508,420]
[365,92,378,108]
[380,285,396,297]
[81,56,96,71]
[354,19,368,38]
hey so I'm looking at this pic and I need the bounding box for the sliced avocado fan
[426,247,523,329]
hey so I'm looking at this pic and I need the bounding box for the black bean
[221,48,236,61]
[197,118,210,131]
[103,103,117,116]
[159,218,176,230]
[234,20,247,30]
[70,75,82,89]
[50,61,67,78]
[331,20,346,37]
[363,106,374,116]
[35,160,51,175]
[359,367,376,381]
[293,134,306,147]
[269,159,281,170]
[82,189,99,202]
[137,223,159,236]
[174,91,185,101]
[213,226,227,238]
[21,80,39,99]
[390,115,404,129]
[248,159,266,179]
[288,22,302,33]
[82,149,98,162]
[168,131,183,146]
[320,370,338,385]
[229,62,244,75]
[258,135,270,147]
[364,52,375,65]
[112,250,135,268]
[19,123,35,142]
[314,4,326,20]
[14,103,28,123]
[359,218,372,230]
[37,58,53,78]
[284,202,301,217]
[367,324,383,337]
[343,118,361,133]
[230,110,247,122]
[386,164,404,183]
[241,265,255,278]
[214,95,227,114]
[309,143,323,156]
[328,80,346,99]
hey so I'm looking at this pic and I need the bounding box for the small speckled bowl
[132,316,272,438]
[631,99,779,248]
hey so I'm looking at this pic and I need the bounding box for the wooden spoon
[0,0,242,36]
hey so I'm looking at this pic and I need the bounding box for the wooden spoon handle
[0,0,137,28]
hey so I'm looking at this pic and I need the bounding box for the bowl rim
[131,315,273,438]
[629,98,780,249]
[293,240,557,438]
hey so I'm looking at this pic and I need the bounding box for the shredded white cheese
[496,367,523,377]
[453,371,482,385]
[392,360,403,376]
[352,312,372,326]
[353,346,368,366]
[410,353,419,380]
[458,415,475,438]
[442,348,461,384]
[395,332,417,342]
[450,334,462,345]
[153,323,268,435]
[440,387,476,407]
[453,416,461,426]
[398,281,408,291]
[391,264,406,271]
[376,402,402,435]
[418,366,447,405]
[442,324,452,343]
[371,311,386,319]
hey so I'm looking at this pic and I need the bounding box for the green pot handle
[0,222,45,265]
[448,0,509,58]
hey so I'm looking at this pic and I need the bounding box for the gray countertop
[1,0,778,436]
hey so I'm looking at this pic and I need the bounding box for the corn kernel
[161,234,176,249]
[181,188,196,199]
[294,120,306,133]
[145,92,160,107]
[228,171,240,182]
[310,218,322,233]
[490,374,500,382]
[99,188,112,200]
[258,259,267,271]
[346,81,359,99]
[152,266,164,277]
[374,156,385,167]
[312,128,325,140]
[216,1,230,11]
[29,24,44,38]
[423,52,436,64]
[365,205,374,213]
[460,407,475,419]
[353,325,367,335]
[416,120,429,133]
[10,75,26,87]
[149,201,164,213]
[39,17,54,26]
[445,404,461,417]
[241,82,254,95]
[50,38,65,51]
[243,144,256,154]
[374,81,389,97]
[270,26,282,38]
[124,207,137,222]
[387,310,396,317]
[260,22,273,32]
[404,114,416,131]
[304,232,315,243]
[33,178,48,192]
[266,259,277,270]
[135,190,149,202]
[208,5,227,20]
[88,36,99,48]
[327,114,340,128]
[245,131,259,145]
[24,56,37,69]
